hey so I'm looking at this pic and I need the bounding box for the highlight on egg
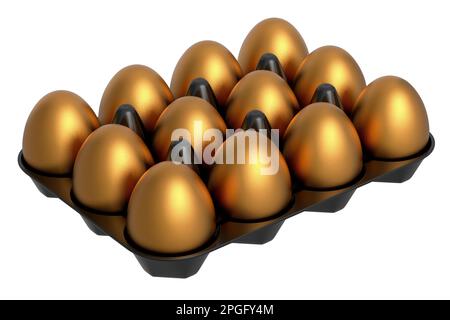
[352,76,430,159]
[127,161,216,254]
[225,70,299,137]
[239,18,308,83]
[73,124,153,213]
[293,46,366,114]
[22,90,99,175]
[99,64,173,133]
[152,96,227,162]
[283,102,363,189]
[208,130,292,220]
[170,40,242,107]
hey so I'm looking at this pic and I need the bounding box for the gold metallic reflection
[127,162,216,254]
[293,46,366,114]
[73,124,153,213]
[99,65,173,132]
[152,96,226,161]
[352,76,429,159]
[283,102,363,188]
[226,70,299,136]
[23,90,99,175]
[170,41,242,106]
[208,131,292,220]
[238,18,308,82]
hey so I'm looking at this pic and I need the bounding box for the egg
[225,70,298,136]
[208,130,292,220]
[352,76,430,159]
[170,41,242,107]
[293,46,366,114]
[238,18,308,83]
[127,161,216,254]
[152,96,227,161]
[99,65,173,133]
[22,90,99,175]
[283,102,363,189]
[73,124,153,213]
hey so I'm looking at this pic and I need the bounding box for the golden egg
[127,161,216,254]
[352,76,429,159]
[238,18,308,83]
[152,96,227,161]
[293,46,366,114]
[208,130,292,220]
[99,65,173,132]
[226,70,298,136]
[170,41,242,106]
[283,102,363,189]
[73,124,153,213]
[22,90,99,175]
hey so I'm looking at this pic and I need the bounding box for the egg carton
[18,130,434,278]
[19,19,433,278]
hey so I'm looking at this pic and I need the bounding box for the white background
[1,0,449,299]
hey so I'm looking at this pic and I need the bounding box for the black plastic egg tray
[18,133,434,278]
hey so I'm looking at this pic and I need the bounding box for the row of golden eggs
[21,45,358,176]
[22,73,429,201]
[21,68,429,191]
[21,58,429,182]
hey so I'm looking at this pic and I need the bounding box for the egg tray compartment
[17,133,434,278]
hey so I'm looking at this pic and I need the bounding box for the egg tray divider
[17,133,434,278]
